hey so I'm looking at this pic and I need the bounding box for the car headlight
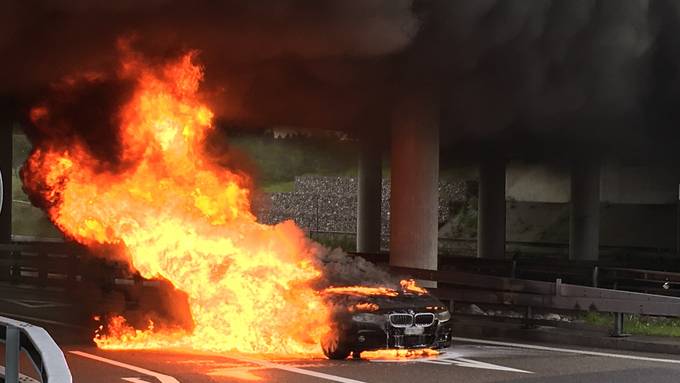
[352,313,385,324]
[436,310,451,323]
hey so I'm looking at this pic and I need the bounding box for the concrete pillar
[477,158,506,259]
[356,134,382,253]
[0,124,11,242]
[390,94,439,276]
[569,158,601,261]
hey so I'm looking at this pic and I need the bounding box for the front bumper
[344,319,452,352]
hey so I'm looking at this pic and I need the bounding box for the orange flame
[400,279,428,295]
[322,286,399,297]
[348,302,380,312]
[361,348,440,360]
[322,279,429,298]
[23,49,330,355]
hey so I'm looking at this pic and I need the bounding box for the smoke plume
[5,1,680,161]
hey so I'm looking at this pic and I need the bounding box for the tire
[321,330,351,360]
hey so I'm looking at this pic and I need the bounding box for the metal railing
[389,265,680,336]
[5,240,680,339]
[351,251,680,296]
[438,254,680,296]
[342,250,680,335]
[0,242,85,288]
[0,315,72,383]
[309,230,677,255]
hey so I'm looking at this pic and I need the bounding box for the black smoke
[4,1,680,162]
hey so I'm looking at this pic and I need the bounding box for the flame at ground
[361,348,439,360]
[22,49,330,355]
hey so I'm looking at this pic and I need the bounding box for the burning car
[320,280,452,360]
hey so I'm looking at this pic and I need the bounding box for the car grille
[389,314,413,328]
[414,313,435,327]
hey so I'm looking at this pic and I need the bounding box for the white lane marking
[232,356,367,383]
[419,360,450,366]
[0,312,86,329]
[122,378,154,383]
[69,351,180,383]
[0,365,40,383]
[453,337,680,365]
[369,354,531,373]
[448,357,531,373]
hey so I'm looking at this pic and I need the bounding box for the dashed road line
[369,353,531,373]
[69,351,180,383]
[453,337,680,365]
[232,356,368,383]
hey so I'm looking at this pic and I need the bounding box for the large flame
[23,49,330,355]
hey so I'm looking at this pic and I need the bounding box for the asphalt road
[3,283,680,383]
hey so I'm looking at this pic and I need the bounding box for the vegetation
[228,132,359,190]
[11,133,62,239]
[582,312,680,337]
[10,130,362,238]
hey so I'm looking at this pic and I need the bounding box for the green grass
[261,180,295,193]
[228,133,359,190]
[11,133,63,239]
[582,312,680,337]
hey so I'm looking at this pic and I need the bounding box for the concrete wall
[600,163,678,204]
[506,161,679,205]
[505,201,676,249]
[506,163,570,203]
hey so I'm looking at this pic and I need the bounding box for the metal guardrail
[5,240,680,339]
[310,230,677,255]
[351,251,680,296]
[0,315,72,383]
[438,255,680,296]
[0,242,85,288]
[389,265,680,336]
[350,251,680,334]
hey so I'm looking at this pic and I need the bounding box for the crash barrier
[351,251,680,297]
[391,265,680,337]
[0,242,154,291]
[309,230,676,257]
[4,237,675,292]
[0,315,72,383]
[0,242,85,288]
[437,255,680,296]
[3,240,680,337]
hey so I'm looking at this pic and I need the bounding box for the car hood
[324,291,445,313]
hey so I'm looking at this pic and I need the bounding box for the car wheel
[321,330,351,360]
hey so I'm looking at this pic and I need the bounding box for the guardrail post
[522,306,536,329]
[592,266,599,288]
[611,313,629,337]
[555,278,562,296]
[5,324,20,383]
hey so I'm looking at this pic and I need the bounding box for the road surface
[2,283,680,383]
